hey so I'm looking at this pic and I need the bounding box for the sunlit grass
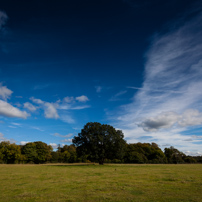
[0,164,202,201]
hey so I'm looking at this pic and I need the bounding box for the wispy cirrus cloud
[31,126,44,132]
[53,133,73,138]
[114,8,202,155]
[109,90,127,101]
[59,114,75,124]
[0,11,8,30]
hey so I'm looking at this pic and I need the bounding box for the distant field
[0,164,202,202]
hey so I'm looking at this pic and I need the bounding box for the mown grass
[0,164,202,201]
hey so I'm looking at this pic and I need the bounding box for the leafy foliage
[72,122,126,164]
[57,144,77,163]
[0,141,24,164]
[124,142,167,164]
[164,146,186,164]
[0,123,201,164]
[21,141,52,164]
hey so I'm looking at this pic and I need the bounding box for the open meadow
[0,164,202,202]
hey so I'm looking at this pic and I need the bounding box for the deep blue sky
[1,0,202,155]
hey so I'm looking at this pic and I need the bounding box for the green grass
[0,164,202,201]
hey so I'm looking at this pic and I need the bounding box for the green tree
[72,122,126,165]
[164,146,185,164]
[35,141,52,163]
[0,150,3,163]
[22,141,52,164]
[0,141,23,164]
[184,156,197,163]
[124,143,149,163]
[57,144,77,163]
[124,142,167,164]
[50,151,59,163]
[21,142,37,163]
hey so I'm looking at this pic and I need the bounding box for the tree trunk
[99,159,104,165]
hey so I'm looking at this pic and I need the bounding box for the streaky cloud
[114,8,202,154]
[0,11,8,30]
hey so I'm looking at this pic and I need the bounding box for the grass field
[0,164,202,202]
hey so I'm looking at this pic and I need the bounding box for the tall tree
[72,122,126,165]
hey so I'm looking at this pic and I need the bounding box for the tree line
[0,122,201,164]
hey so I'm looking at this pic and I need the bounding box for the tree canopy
[72,122,126,164]
[0,123,201,164]
[21,141,52,164]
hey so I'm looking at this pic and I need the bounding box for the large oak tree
[72,122,126,164]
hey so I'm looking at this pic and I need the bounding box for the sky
[0,0,202,155]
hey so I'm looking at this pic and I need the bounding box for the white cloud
[0,11,8,30]
[9,125,17,128]
[112,9,202,154]
[0,85,13,100]
[63,96,74,103]
[20,141,30,145]
[14,102,22,108]
[30,96,89,122]
[54,133,73,138]
[0,100,30,119]
[178,109,202,127]
[191,135,202,139]
[76,95,89,102]
[0,132,6,141]
[24,102,37,112]
[12,122,21,126]
[49,143,58,149]
[59,114,75,124]
[139,111,180,131]
[139,109,202,131]
[61,139,72,143]
[30,97,59,119]
[184,151,202,156]
[44,102,59,119]
[70,105,90,110]
[30,97,44,104]
[0,133,16,143]
[58,103,90,110]
[109,90,127,101]
[31,126,44,132]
